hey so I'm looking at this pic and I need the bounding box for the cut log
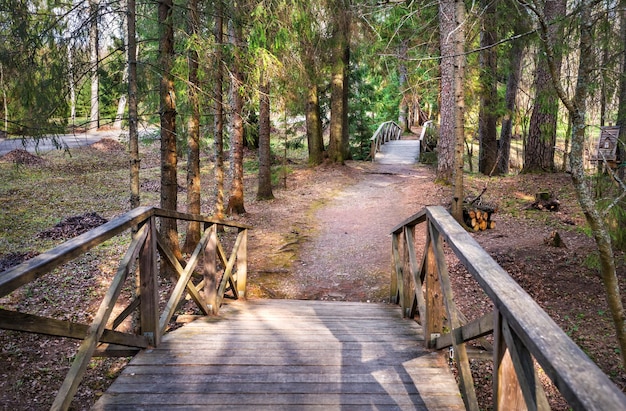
[463,204,496,231]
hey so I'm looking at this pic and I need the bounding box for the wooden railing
[390,206,626,411]
[0,206,249,411]
[369,120,402,161]
[417,119,433,149]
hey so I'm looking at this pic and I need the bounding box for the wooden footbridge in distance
[369,120,433,165]
[1,131,626,409]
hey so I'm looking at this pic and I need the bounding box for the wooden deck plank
[94,299,464,410]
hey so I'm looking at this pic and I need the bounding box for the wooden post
[423,229,444,348]
[494,310,526,411]
[429,221,479,411]
[401,226,412,318]
[203,224,218,314]
[404,225,426,322]
[139,217,159,346]
[500,316,550,411]
[236,228,247,298]
[390,232,401,304]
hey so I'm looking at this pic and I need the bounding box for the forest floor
[0,140,624,409]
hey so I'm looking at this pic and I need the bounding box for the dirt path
[243,162,447,302]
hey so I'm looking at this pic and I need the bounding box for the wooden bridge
[93,299,464,410]
[369,120,434,165]
[1,202,626,410]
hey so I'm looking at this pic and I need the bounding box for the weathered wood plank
[235,228,247,297]
[156,232,208,316]
[0,206,153,298]
[0,309,148,348]
[94,300,464,410]
[425,205,626,410]
[158,225,214,333]
[139,218,159,347]
[429,222,479,411]
[405,225,426,321]
[94,394,463,410]
[390,208,427,235]
[435,311,494,350]
[153,208,250,229]
[52,222,149,410]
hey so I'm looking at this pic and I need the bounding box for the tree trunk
[67,47,76,128]
[183,0,201,253]
[214,0,225,222]
[523,0,566,173]
[89,0,99,131]
[529,0,626,368]
[478,0,498,176]
[227,15,246,215]
[398,40,410,133]
[570,4,626,369]
[128,0,139,210]
[305,82,324,165]
[498,38,524,175]
[328,0,348,164]
[113,0,128,132]
[451,0,467,226]
[257,75,274,200]
[438,0,456,183]
[341,13,351,162]
[158,0,181,263]
[617,0,626,182]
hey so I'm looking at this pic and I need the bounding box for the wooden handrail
[369,120,402,161]
[0,207,250,410]
[391,206,626,411]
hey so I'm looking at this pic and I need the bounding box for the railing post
[401,226,412,318]
[203,224,218,314]
[236,228,248,298]
[139,217,159,346]
[494,310,526,411]
[390,232,400,304]
[423,227,444,348]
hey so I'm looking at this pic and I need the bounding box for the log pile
[462,187,496,231]
[464,207,496,231]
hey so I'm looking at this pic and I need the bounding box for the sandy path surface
[243,162,447,301]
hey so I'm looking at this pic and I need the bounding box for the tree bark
[526,0,626,367]
[128,0,140,210]
[398,40,410,133]
[328,0,348,164]
[498,38,525,175]
[305,82,324,165]
[113,2,128,132]
[89,0,99,130]
[341,11,351,161]
[227,14,246,215]
[478,0,498,176]
[570,4,626,369]
[158,0,181,263]
[257,75,274,200]
[438,0,456,183]
[523,0,566,173]
[617,0,626,181]
[214,0,225,222]
[183,0,201,253]
[451,0,467,226]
